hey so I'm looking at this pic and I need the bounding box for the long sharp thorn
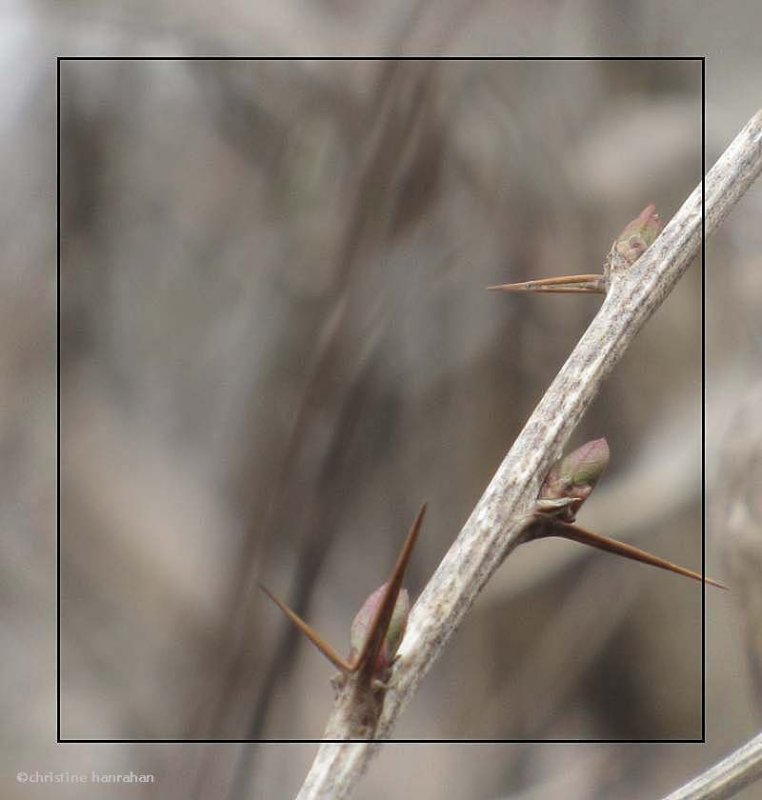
[487,274,605,294]
[356,502,428,679]
[542,520,727,589]
[258,584,355,673]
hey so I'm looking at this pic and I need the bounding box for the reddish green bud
[611,203,663,266]
[350,583,410,674]
[542,437,610,497]
[539,438,609,522]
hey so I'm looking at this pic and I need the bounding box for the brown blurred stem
[292,110,762,800]
[716,381,762,706]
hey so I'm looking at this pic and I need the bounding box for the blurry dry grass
[716,385,762,704]
[4,5,761,798]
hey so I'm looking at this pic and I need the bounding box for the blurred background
[5,2,762,799]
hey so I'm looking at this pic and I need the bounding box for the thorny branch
[291,109,762,800]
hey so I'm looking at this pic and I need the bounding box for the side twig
[658,730,762,800]
[292,109,762,800]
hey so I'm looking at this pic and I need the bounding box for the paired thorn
[487,274,606,295]
[530,517,727,590]
[259,503,427,682]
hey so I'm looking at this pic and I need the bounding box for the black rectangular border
[56,55,706,745]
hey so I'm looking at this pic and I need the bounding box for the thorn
[258,584,354,673]
[356,503,427,680]
[534,518,728,590]
[487,274,606,294]
[259,502,429,684]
